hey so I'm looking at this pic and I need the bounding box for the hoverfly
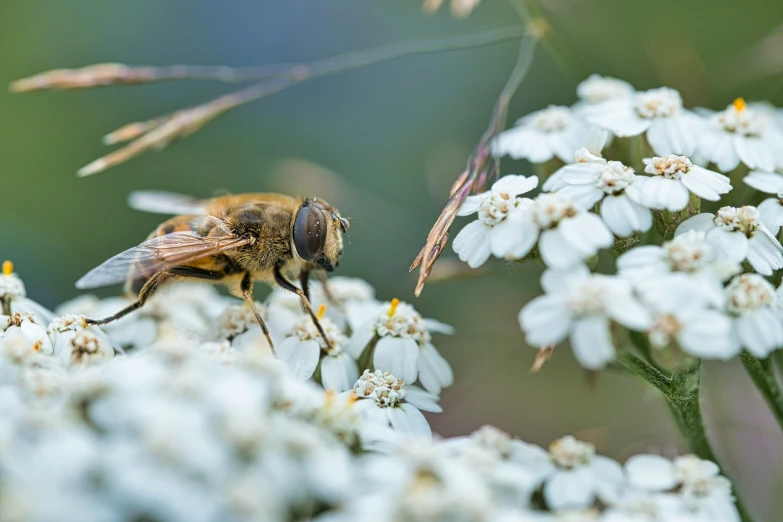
[76,191,349,350]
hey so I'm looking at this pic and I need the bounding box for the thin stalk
[740,351,783,433]
[616,351,756,522]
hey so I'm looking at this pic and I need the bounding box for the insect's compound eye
[294,202,327,262]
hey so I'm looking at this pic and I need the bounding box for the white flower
[216,301,277,353]
[0,261,53,325]
[697,98,783,172]
[453,175,539,268]
[636,274,734,359]
[625,454,740,522]
[676,206,783,275]
[743,170,783,235]
[47,315,114,365]
[514,435,625,511]
[530,193,614,270]
[554,151,652,237]
[277,312,358,392]
[347,300,453,394]
[1,313,53,357]
[583,86,701,155]
[493,105,591,163]
[617,231,740,307]
[575,75,635,106]
[519,266,652,369]
[724,274,783,357]
[625,155,731,212]
[350,369,441,437]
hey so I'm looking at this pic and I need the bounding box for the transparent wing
[75,230,251,289]
[127,190,206,215]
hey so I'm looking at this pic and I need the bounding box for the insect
[76,191,350,351]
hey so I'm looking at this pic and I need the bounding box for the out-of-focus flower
[583,87,702,156]
[636,274,734,359]
[618,231,740,308]
[422,0,482,18]
[493,106,591,164]
[513,435,624,511]
[350,369,440,437]
[625,454,740,522]
[277,308,358,392]
[697,98,783,172]
[724,274,783,358]
[519,265,652,369]
[0,261,53,325]
[348,299,453,394]
[553,147,653,237]
[625,155,731,212]
[1,313,53,357]
[47,315,114,366]
[575,74,634,106]
[743,170,783,234]
[676,206,783,275]
[453,175,539,268]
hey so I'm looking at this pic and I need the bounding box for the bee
[76,191,350,350]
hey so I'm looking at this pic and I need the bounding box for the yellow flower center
[2,261,13,276]
[733,97,746,112]
[317,304,327,319]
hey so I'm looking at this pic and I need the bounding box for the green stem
[740,351,783,433]
[616,351,756,522]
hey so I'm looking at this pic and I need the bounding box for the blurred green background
[2,0,783,519]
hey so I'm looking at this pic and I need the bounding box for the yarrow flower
[743,170,783,235]
[0,261,52,325]
[625,454,740,521]
[697,98,783,172]
[2,313,52,357]
[617,231,740,307]
[519,265,651,369]
[350,369,441,437]
[676,206,783,275]
[625,154,731,212]
[493,105,590,164]
[575,74,634,106]
[277,306,359,392]
[584,86,701,155]
[724,274,783,358]
[452,175,539,268]
[348,299,453,394]
[552,145,653,237]
[47,314,115,366]
[513,435,624,511]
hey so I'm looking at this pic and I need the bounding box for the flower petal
[680,166,732,201]
[743,170,783,195]
[387,403,431,437]
[600,194,653,237]
[276,338,320,381]
[518,295,572,347]
[404,385,442,413]
[452,220,492,268]
[570,316,615,369]
[625,454,678,491]
[417,343,454,395]
[373,337,419,383]
[320,353,359,393]
[647,115,696,156]
[544,469,595,511]
[746,232,783,276]
[675,213,717,235]
[491,174,539,196]
[489,209,539,260]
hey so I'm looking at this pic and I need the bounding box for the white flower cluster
[323,427,740,522]
[0,269,742,521]
[453,75,783,368]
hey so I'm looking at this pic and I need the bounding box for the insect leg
[240,272,275,354]
[299,268,311,301]
[86,271,172,325]
[274,264,333,352]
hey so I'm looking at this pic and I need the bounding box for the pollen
[388,298,400,317]
[2,261,13,276]
[733,97,746,112]
[317,304,327,319]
